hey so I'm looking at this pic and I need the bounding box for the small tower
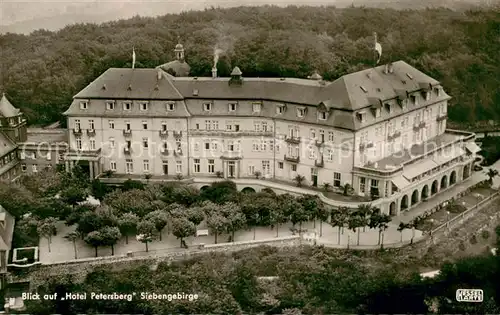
[229,66,243,86]
[174,42,185,61]
[0,93,27,142]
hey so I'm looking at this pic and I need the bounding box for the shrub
[470,234,478,244]
[482,230,490,239]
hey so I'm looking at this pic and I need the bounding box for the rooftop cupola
[308,71,322,81]
[229,67,243,86]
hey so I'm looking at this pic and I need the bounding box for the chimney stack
[157,69,162,80]
[384,64,389,74]
[212,67,217,79]
[388,63,394,74]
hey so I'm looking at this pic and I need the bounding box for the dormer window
[425,91,430,101]
[410,95,417,105]
[276,104,285,114]
[318,111,327,120]
[80,101,88,110]
[140,102,148,111]
[434,87,441,96]
[385,103,392,113]
[166,102,175,111]
[375,108,381,118]
[252,102,262,113]
[297,107,306,118]
[193,89,199,96]
[356,111,366,122]
[203,103,212,111]
[228,103,237,111]
[106,101,115,110]
[123,102,132,110]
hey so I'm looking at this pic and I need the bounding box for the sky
[0,0,496,34]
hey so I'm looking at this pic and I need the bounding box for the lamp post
[446,211,450,230]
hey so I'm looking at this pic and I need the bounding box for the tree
[397,222,411,243]
[290,202,308,233]
[36,218,57,252]
[322,183,331,192]
[206,212,228,244]
[171,216,196,247]
[98,226,121,255]
[64,231,79,259]
[347,211,365,246]
[293,174,305,187]
[185,206,205,226]
[117,212,139,244]
[200,180,239,204]
[122,179,145,191]
[84,231,104,257]
[60,185,88,207]
[144,210,169,241]
[486,168,499,185]
[136,220,155,252]
[356,204,373,232]
[222,204,246,241]
[269,206,287,237]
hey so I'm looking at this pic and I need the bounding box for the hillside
[1,5,500,126]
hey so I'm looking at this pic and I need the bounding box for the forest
[0,5,499,127]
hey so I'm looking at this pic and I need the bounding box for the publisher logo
[456,289,483,302]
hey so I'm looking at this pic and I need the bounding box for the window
[276,105,285,114]
[126,122,131,130]
[32,165,38,173]
[76,138,82,150]
[161,122,167,131]
[291,164,297,172]
[252,140,259,151]
[162,141,168,151]
[162,162,168,175]
[248,165,255,175]
[252,102,262,113]
[166,102,175,111]
[109,138,115,148]
[310,129,316,139]
[108,120,115,129]
[205,120,211,130]
[235,124,240,131]
[360,177,366,193]
[110,161,117,171]
[385,103,392,113]
[228,103,237,111]
[208,159,215,173]
[106,101,115,110]
[254,121,261,132]
[31,152,36,159]
[90,139,96,150]
[193,159,200,173]
[126,140,132,149]
[75,119,81,130]
[297,107,306,117]
[176,138,181,151]
[227,141,235,152]
[89,120,95,129]
[21,164,27,172]
[143,160,149,172]
[308,147,317,159]
[260,140,267,151]
[176,161,182,173]
[80,101,88,109]
[278,162,283,169]
[123,102,131,110]
[20,152,25,160]
[142,138,148,148]
[356,112,366,122]
[142,121,148,130]
[126,160,133,174]
[212,120,218,130]
[262,160,270,175]
[333,172,341,187]
[318,111,327,120]
[140,102,148,111]
[434,87,441,96]
[375,108,381,118]
[410,95,417,105]
[327,149,333,161]
[205,142,210,150]
[211,141,217,151]
[203,103,212,111]
[262,121,269,132]
[425,92,431,101]
[371,179,379,191]
[328,131,334,142]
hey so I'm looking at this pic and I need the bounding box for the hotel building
[4,44,482,215]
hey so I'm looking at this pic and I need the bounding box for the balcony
[419,121,426,128]
[159,130,168,137]
[388,131,401,141]
[315,139,325,147]
[315,157,324,167]
[173,131,182,138]
[174,149,183,156]
[436,114,447,122]
[86,129,96,136]
[72,128,82,135]
[123,129,132,137]
[284,154,300,163]
[160,149,169,156]
[123,147,132,155]
[188,130,273,137]
[285,136,301,144]
[220,150,243,160]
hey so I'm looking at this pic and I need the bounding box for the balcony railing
[173,131,182,138]
[86,129,96,136]
[123,147,132,155]
[174,149,183,156]
[315,139,325,147]
[220,150,243,160]
[388,131,401,141]
[359,142,374,151]
[123,129,132,136]
[436,114,447,122]
[315,158,324,167]
[189,130,273,137]
[284,154,300,163]
[160,149,169,156]
[159,130,168,137]
[419,121,426,128]
[285,136,301,144]
[73,128,82,135]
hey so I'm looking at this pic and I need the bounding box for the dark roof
[0,94,20,117]
[73,68,184,100]
[231,67,242,76]
[157,60,190,77]
[0,206,15,251]
[24,128,67,144]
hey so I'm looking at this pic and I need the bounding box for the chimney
[157,69,162,80]
[388,63,394,73]
[212,67,217,79]
[384,64,389,74]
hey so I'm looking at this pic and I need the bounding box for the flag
[373,32,382,65]
[132,47,136,69]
